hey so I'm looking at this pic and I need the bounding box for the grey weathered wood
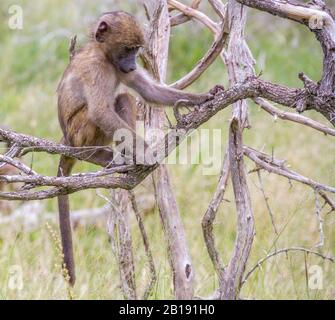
[219,0,255,300]
[144,0,195,300]
[108,189,137,300]
[129,191,157,299]
[220,118,255,300]
[202,150,229,283]
[2,67,335,200]
[170,0,202,27]
[236,0,335,124]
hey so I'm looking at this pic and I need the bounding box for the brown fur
[91,11,145,48]
[0,164,18,193]
[57,11,213,285]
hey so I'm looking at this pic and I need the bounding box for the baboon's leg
[115,93,137,130]
[81,148,115,167]
[114,93,148,164]
[57,155,76,286]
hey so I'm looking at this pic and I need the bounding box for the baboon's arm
[121,68,212,106]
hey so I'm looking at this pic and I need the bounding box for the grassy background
[0,0,335,299]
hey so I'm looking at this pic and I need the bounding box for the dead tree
[1,0,335,299]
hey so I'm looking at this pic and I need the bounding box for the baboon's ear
[95,21,108,43]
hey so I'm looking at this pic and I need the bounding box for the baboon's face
[113,45,140,73]
[94,11,144,73]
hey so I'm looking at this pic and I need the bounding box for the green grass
[0,0,334,300]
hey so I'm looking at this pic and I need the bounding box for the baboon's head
[93,11,145,73]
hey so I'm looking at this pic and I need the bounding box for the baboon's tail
[57,155,76,286]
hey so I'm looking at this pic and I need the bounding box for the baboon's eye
[125,47,139,55]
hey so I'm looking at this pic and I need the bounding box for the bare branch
[220,117,255,300]
[236,0,335,123]
[168,0,219,33]
[145,0,195,300]
[171,20,229,90]
[217,1,255,300]
[0,154,37,175]
[0,172,133,201]
[242,247,334,285]
[208,0,228,18]
[244,146,335,194]
[235,0,334,28]
[254,98,335,137]
[107,190,137,300]
[256,170,278,235]
[129,191,157,300]
[176,75,331,129]
[0,143,20,171]
[0,127,119,166]
[319,191,335,213]
[2,69,335,201]
[169,1,228,90]
[172,1,335,127]
[202,150,230,282]
[170,0,202,27]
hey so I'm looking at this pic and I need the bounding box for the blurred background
[0,0,335,299]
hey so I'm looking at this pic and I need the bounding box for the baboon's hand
[193,93,215,105]
[209,84,225,96]
[193,85,225,105]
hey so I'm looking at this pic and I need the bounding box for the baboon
[57,11,214,285]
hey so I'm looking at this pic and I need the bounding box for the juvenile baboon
[57,11,214,285]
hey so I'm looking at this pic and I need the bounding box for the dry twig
[242,247,334,286]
